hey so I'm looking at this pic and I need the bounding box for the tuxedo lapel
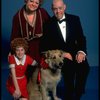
[65,17,70,41]
[52,16,70,43]
[52,18,65,42]
[56,15,70,42]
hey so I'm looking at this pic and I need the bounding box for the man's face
[26,0,40,12]
[52,1,66,20]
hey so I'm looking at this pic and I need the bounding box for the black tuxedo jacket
[40,13,87,58]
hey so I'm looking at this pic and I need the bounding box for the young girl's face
[15,46,25,60]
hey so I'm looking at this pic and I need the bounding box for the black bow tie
[58,18,66,24]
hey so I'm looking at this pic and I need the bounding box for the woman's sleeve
[10,13,22,41]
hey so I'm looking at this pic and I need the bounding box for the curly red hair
[11,38,28,53]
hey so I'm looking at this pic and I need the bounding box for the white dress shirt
[58,14,66,42]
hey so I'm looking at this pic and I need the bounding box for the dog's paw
[47,96,51,100]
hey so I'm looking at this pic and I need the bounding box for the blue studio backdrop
[1,0,99,100]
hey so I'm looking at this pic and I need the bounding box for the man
[40,0,90,100]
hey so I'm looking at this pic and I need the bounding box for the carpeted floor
[1,65,99,100]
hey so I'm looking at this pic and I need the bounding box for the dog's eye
[52,56,56,59]
[59,55,62,57]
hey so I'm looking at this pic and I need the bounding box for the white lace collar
[14,55,26,65]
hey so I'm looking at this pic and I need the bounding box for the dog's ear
[41,51,47,58]
[59,50,66,58]
[60,50,64,54]
[45,51,51,58]
[41,51,49,58]
[41,51,46,54]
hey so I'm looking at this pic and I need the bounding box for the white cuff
[31,60,38,66]
[77,51,86,56]
[9,64,15,68]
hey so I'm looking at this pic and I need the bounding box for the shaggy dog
[40,50,64,100]
[27,67,42,100]
[27,50,64,100]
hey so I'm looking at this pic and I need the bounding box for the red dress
[6,55,36,98]
[10,5,50,62]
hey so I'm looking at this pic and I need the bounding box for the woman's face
[15,46,25,60]
[26,0,40,12]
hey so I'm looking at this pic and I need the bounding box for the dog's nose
[59,62,63,66]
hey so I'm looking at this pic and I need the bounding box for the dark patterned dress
[10,5,50,62]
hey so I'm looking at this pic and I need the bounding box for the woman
[10,0,50,62]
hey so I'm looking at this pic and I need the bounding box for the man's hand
[63,53,73,61]
[76,52,86,63]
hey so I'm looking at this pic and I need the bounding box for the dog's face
[43,50,64,71]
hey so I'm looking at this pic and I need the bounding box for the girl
[6,38,48,100]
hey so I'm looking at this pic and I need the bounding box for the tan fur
[27,67,42,100]
[40,50,64,100]
[27,50,64,100]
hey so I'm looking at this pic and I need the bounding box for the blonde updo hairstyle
[11,38,28,53]
[24,0,43,6]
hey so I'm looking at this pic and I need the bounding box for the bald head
[52,0,66,20]
[53,0,64,3]
[52,0,65,5]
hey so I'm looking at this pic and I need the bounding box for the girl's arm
[10,67,21,99]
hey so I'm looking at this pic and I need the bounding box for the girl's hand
[13,89,21,99]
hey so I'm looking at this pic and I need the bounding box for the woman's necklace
[19,8,43,41]
[24,10,36,40]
